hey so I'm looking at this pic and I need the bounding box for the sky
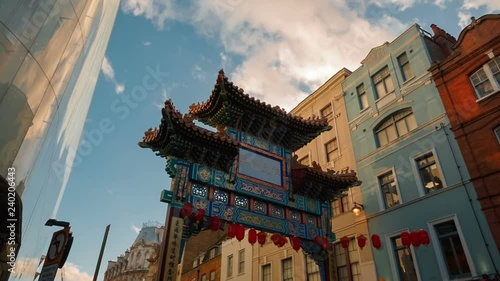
[53,0,499,280]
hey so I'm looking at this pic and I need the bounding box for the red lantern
[210,216,220,231]
[401,231,411,247]
[271,234,280,246]
[419,229,430,246]
[228,223,237,238]
[340,236,350,249]
[257,231,266,246]
[357,235,367,250]
[248,229,257,245]
[180,202,193,218]
[410,231,421,247]
[236,225,245,241]
[278,235,287,247]
[290,237,301,251]
[371,234,382,249]
[194,208,205,223]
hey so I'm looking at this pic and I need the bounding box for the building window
[282,258,293,281]
[227,255,233,278]
[321,104,333,120]
[373,66,395,98]
[392,235,418,280]
[435,220,472,279]
[333,196,349,216]
[325,138,338,162]
[398,52,413,82]
[306,256,320,281]
[416,152,444,193]
[494,126,500,144]
[357,83,368,110]
[238,249,245,274]
[375,109,417,146]
[333,238,361,281]
[470,56,500,99]
[201,274,206,281]
[298,155,310,166]
[210,270,215,281]
[379,170,400,208]
[262,264,271,281]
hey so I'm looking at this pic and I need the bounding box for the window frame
[375,167,402,211]
[494,126,500,144]
[210,270,215,281]
[469,56,500,100]
[357,83,369,110]
[333,195,349,216]
[386,229,422,281]
[298,154,310,166]
[238,249,245,274]
[333,237,361,281]
[305,255,320,281]
[428,215,476,280]
[411,148,447,197]
[320,103,333,121]
[397,52,413,82]
[227,254,233,278]
[325,137,339,162]
[375,109,417,147]
[372,66,395,98]
[262,263,272,281]
[282,257,293,281]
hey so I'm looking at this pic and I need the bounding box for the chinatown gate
[139,70,358,281]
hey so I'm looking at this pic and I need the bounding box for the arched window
[375,109,417,146]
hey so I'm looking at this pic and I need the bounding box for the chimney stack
[430,24,457,58]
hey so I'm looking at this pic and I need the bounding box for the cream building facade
[290,68,376,281]
[104,224,164,281]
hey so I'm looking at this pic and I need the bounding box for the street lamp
[45,219,70,228]
[351,202,364,216]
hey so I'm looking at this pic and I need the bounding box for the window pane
[435,221,471,278]
[282,258,293,281]
[406,113,417,131]
[385,76,395,93]
[321,104,333,120]
[239,250,245,274]
[227,255,233,277]
[396,119,409,136]
[376,81,386,97]
[262,264,271,281]
[378,130,389,146]
[360,92,368,109]
[392,237,418,281]
[386,125,398,142]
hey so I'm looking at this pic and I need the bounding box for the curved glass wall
[0,0,120,279]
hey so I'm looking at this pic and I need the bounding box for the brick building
[429,14,500,250]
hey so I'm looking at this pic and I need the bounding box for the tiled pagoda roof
[291,155,359,202]
[188,70,332,151]
[139,100,239,173]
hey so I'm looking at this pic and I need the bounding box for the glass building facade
[0,0,120,280]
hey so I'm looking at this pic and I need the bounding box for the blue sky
[54,0,499,280]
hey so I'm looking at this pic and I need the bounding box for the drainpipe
[437,123,498,275]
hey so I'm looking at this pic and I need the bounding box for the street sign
[39,227,70,281]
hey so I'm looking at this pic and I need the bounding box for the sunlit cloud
[143,41,152,46]
[131,223,141,234]
[101,56,126,94]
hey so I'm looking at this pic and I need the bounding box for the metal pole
[93,224,111,281]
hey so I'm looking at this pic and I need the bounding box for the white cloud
[433,0,451,9]
[457,10,472,28]
[220,52,228,68]
[192,64,206,80]
[131,223,141,234]
[123,0,408,110]
[101,56,115,80]
[56,262,93,281]
[462,0,500,12]
[370,0,417,11]
[143,41,152,46]
[101,56,126,94]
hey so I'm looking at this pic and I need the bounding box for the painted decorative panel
[235,195,249,209]
[253,200,267,215]
[238,147,283,186]
[271,205,285,219]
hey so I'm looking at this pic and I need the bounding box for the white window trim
[386,228,422,281]
[410,147,448,197]
[375,167,403,211]
[494,126,500,144]
[427,214,476,281]
[470,57,500,101]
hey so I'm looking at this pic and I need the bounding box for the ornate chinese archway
[139,70,358,281]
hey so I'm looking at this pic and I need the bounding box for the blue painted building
[342,24,500,281]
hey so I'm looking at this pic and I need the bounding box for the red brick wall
[181,256,221,281]
[430,14,500,250]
